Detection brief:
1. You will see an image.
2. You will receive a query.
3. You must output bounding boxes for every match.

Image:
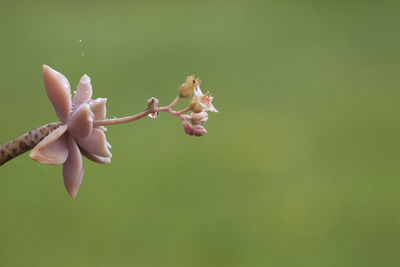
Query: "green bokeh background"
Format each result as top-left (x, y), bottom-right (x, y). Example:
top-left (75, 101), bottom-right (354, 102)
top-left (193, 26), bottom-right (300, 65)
top-left (1, 0), bottom-right (400, 266)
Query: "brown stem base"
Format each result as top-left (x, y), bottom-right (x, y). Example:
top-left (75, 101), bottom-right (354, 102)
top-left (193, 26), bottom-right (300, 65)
top-left (0, 122), bottom-right (62, 166)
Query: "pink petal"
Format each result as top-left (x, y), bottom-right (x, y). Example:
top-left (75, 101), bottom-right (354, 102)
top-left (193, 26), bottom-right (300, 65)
top-left (73, 74), bottom-right (92, 106)
top-left (43, 65), bottom-right (72, 123)
top-left (67, 103), bottom-right (94, 139)
top-left (207, 98), bottom-right (218, 113)
top-left (79, 146), bottom-right (111, 164)
top-left (76, 128), bottom-right (112, 158)
top-left (89, 98), bottom-right (107, 120)
top-left (98, 126), bottom-right (107, 132)
top-left (29, 125), bottom-right (68, 164)
top-left (63, 135), bottom-right (83, 198)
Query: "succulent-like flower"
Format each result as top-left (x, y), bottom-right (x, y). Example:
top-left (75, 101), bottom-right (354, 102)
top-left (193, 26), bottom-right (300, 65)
top-left (29, 65), bottom-right (111, 198)
top-left (0, 67), bottom-right (218, 198)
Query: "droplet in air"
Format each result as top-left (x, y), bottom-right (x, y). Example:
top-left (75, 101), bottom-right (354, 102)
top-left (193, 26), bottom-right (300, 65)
top-left (79, 39), bottom-right (83, 43)
top-left (81, 52), bottom-right (85, 56)
top-left (148, 112), bottom-right (160, 119)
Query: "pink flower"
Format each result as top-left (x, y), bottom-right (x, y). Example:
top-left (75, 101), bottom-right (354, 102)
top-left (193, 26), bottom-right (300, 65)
top-left (29, 65), bottom-right (111, 198)
top-left (193, 84), bottom-right (218, 113)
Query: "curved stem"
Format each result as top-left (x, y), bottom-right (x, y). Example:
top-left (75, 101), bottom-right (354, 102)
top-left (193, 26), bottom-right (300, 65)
top-left (94, 96), bottom-right (191, 127)
top-left (93, 109), bottom-right (151, 127)
top-left (155, 106), bottom-right (191, 115)
top-left (168, 96), bottom-right (180, 108)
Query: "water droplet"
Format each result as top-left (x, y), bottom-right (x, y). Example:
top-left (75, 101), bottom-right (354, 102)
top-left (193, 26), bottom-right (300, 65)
top-left (79, 39), bottom-right (83, 43)
top-left (81, 52), bottom-right (85, 56)
top-left (147, 112), bottom-right (160, 119)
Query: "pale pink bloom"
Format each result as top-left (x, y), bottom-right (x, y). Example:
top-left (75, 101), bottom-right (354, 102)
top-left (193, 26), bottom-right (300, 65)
top-left (193, 85), bottom-right (218, 113)
top-left (29, 65), bottom-right (111, 198)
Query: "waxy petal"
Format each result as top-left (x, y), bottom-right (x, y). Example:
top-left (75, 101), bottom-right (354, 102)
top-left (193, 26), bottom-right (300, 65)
top-left (67, 103), bottom-right (94, 139)
top-left (63, 135), bottom-right (83, 198)
top-left (43, 65), bottom-right (72, 123)
top-left (89, 98), bottom-right (107, 120)
top-left (79, 146), bottom-right (111, 164)
top-left (76, 128), bottom-right (112, 158)
top-left (29, 125), bottom-right (68, 164)
top-left (98, 126), bottom-right (107, 132)
top-left (73, 74), bottom-right (92, 106)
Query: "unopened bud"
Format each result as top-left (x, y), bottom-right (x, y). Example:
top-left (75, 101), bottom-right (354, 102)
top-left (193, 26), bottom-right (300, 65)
top-left (146, 97), bottom-right (160, 119)
top-left (178, 75), bottom-right (200, 98)
top-left (192, 125), bottom-right (208, 137)
top-left (182, 121), bottom-right (193, 136)
top-left (189, 97), bottom-right (203, 113)
top-left (190, 111), bottom-right (208, 125)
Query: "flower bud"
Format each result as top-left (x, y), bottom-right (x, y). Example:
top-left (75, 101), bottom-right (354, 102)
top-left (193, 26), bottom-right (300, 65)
top-left (189, 97), bottom-right (203, 113)
top-left (178, 75), bottom-right (200, 98)
top-left (192, 125), bottom-right (208, 137)
top-left (190, 111), bottom-right (208, 125)
top-left (182, 121), bottom-right (193, 136)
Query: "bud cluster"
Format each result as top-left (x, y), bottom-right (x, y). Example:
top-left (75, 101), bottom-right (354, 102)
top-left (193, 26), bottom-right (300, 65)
top-left (182, 121), bottom-right (208, 137)
top-left (177, 75), bottom-right (218, 137)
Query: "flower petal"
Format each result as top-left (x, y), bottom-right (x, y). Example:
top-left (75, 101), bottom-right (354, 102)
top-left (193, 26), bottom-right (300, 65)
top-left (193, 85), bottom-right (218, 113)
top-left (63, 135), bottom-right (83, 198)
top-left (89, 98), bottom-right (107, 120)
top-left (43, 65), bottom-right (72, 123)
top-left (67, 103), bottom-right (94, 139)
top-left (29, 125), bottom-right (68, 164)
top-left (206, 101), bottom-right (218, 113)
top-left (76, 128), bottom-right (112, 158)
top-left (73, 74), bottom-right (92, 106)
top-left (98, 126), bottom-right (107, 132)
top-left (79, 146), bottom-right (111, 164)
top-left (194, 85), bottom-right (204, 98)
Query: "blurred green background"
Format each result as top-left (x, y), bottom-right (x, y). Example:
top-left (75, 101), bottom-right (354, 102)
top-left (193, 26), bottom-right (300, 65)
top-left (1, 0), bottom-right (400, 266)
